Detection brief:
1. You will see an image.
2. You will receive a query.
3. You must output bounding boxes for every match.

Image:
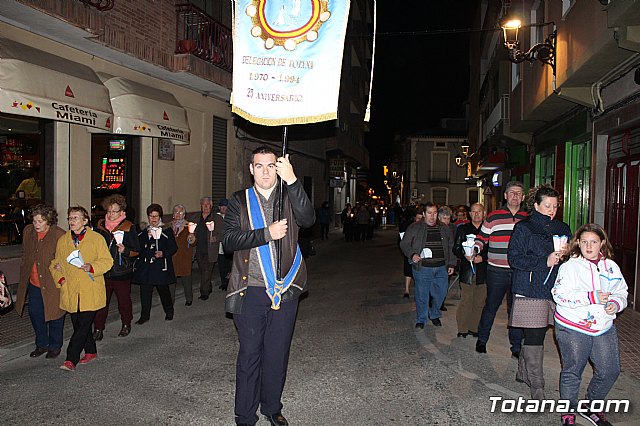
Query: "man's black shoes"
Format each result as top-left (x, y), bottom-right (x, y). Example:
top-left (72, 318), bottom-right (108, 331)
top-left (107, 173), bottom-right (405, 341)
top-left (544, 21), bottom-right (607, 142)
top-left (475, 341), bottom-right (487, 353)
top-left (265, 413), bottom-right (289, 426)
top-left (198, 294), bottom-right (209, 301)
top-left (415, 323), bottom-right (425, 330)
top-left (431, 318), bottom-right (442, 327)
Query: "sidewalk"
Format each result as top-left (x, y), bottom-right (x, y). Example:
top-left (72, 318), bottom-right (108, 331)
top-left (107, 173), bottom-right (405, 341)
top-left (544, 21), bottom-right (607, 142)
top-left (0, 268), bottom-right (208, 353)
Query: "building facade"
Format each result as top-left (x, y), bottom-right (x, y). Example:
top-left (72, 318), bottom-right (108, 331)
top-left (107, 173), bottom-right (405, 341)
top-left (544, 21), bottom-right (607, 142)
top-left (469, 0), bottom-right (640, 310)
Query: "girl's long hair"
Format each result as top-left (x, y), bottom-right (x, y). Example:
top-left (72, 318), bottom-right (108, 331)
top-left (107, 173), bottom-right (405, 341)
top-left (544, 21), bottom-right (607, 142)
top-left (567, 223), bottom-right (614, 260)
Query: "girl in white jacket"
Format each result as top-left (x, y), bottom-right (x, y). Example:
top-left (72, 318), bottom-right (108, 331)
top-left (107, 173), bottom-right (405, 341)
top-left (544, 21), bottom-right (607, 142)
top-left (552, 223), bottom-right (628, 426)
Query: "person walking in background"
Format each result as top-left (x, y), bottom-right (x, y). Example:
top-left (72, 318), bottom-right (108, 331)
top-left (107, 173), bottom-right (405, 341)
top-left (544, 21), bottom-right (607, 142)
top-left (400, 202), bottom-right (456, 329)
top-left (454, 205), bottom-right (470, 227)
top-left (474, 181), bottom-right (528, 357)
top-left (190, 197), bottom-right (223, 300)
top-left (15, 204), bottom-right (66, 359)
top-left (318, 201), bottom-right (331, 240)
top-left (453, 203), bottom-right (487, 338)
top-left (93, 195), bottom-right (139, 341)
top-left (437, 205), bottom-right (456, 237)
top-left (132, 204), bottom-right (177, 324)
top-left (169, 204), bottom-right (196, 306)
top-left (553, 223), bottom-right (628, 426)
top-left (341, 203), bottom-right (354, 242)
top-left (216, 198), bottom-right (232, 291)
top-left (399, 207), bottom-right (422, 298)
top-left (50, 206), bottom-right (113, 371)
top-left (356, 203), bottom-right (370, 242)
top-left (223, 146), bottom-right (315, 426)
top-left (437, 205), bottom-right (456, 311)
top-left (508, 184), bottom-right (571, 399)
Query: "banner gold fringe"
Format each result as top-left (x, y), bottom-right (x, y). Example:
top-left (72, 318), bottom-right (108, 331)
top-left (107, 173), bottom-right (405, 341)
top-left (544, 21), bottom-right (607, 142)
top-left (232, 106), bottom-right (337, 126)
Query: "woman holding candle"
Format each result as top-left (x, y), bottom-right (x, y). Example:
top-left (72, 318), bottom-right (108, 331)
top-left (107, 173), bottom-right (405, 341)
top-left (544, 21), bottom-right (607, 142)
top-left (507, 184), bottom-right (571, 399)
top-left (168, 204), bottom-right (196, 306)
top-left (93, 194), bottom-right (140, 340)
top-left (132, 203), bottom-right (177, 323)
top-left (49, 206), bottom-right (113, 371)
top-left (552, 223), bottom-right (628, 426)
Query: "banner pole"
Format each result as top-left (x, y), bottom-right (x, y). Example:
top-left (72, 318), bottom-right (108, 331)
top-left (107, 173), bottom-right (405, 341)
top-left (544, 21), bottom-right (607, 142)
top-left (276, 125), bottom-right (288, 280)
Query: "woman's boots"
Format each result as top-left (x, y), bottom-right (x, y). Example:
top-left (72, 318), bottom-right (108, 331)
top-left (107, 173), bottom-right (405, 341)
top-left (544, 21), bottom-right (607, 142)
top-left (515, 346), bottom-right (530, 386)
top-left (522, 345), bottom-right (545, 399)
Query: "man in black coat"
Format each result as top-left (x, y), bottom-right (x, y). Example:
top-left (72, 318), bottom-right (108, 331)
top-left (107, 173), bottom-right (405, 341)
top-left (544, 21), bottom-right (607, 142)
top-left (452, 203), bottom-right (488, 338)
top-left (222, 146), bottom-right (315, 426)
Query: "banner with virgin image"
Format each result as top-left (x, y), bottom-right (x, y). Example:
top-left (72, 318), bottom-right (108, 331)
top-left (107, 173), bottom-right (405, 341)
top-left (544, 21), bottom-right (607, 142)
top-left (231, 0), bottom-right (350, 126)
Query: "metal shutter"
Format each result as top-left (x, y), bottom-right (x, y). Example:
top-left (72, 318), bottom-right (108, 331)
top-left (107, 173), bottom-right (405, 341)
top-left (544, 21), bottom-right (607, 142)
top-left (212, 116), bottom-right (227, 200)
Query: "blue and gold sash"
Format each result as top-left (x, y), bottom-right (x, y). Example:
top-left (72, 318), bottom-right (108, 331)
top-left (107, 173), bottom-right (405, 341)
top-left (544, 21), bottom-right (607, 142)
top-left (246, 187), bottom-right (302, 310)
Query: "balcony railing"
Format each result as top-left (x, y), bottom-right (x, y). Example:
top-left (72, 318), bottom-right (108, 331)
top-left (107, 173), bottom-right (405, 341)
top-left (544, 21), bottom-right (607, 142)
top-left (430, 171), bottom-right (450, 183)
top-left (79, 0), bottom-right (114, 11)
top-left (176, 3), bottom-right (233, 72)
top-left (483, 94), bottom-right (509, 140)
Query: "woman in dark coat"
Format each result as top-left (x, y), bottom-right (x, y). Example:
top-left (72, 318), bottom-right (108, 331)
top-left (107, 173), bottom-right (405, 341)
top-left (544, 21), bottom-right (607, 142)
top-left (508, 184), bottom-right (572, 400)
top-left (93, 194), bottom-right (140, 340)
top-left (132, 204), bottom-right (177, 323)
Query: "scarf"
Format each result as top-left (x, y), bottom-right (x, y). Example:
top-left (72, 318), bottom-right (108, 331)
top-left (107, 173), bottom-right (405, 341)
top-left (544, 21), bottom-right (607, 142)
top-left (71, 227), bottom-right (87, 247)
top-left (105, 212), bottom-right (127, 232)
top-left (172, 219), bottom-right (185, 236)
top-left (246, 187), bottom-right (302, 310)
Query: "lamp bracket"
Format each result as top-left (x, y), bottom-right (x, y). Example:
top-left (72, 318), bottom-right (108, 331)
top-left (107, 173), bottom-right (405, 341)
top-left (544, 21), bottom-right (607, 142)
top-left (507, 30), bottom-right (556, 75)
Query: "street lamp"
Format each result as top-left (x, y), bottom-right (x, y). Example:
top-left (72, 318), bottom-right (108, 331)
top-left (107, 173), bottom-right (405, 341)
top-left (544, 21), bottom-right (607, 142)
top-left (455, 141), bottom-right (474, 168)
top-left (501, 18), bottom-right (557, 75)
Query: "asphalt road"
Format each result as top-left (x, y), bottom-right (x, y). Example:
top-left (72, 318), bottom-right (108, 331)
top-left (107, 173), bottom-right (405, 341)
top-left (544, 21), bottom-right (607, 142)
top-left (1, 228), bottom-right (639, 425)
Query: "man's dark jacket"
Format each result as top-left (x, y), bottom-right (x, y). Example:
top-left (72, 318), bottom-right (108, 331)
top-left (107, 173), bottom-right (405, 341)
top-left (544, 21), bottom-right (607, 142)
top-left (222, 180), bottom-right (315, 314)
top-left (453, 221), bottom-right (488, 284)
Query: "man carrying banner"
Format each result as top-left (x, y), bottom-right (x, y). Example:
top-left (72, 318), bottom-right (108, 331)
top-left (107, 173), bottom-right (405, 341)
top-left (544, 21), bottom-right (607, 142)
top-left (223, 146), bottom-right (315, 426)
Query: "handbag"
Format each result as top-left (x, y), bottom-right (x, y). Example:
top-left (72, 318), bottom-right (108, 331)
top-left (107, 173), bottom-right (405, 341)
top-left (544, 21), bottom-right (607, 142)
top-left (0, 271), bottom-right (15, 316)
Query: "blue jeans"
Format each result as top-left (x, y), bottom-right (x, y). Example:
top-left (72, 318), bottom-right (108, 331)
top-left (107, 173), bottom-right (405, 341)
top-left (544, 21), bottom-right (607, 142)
top-left (477, 267), bottom-right (523, 352)
top-left (557, 324), bottom-right (621, 408)
top-left (27, 284), bottom-right (65, 350)
top-left (412, 265), bottom-right (448, 324)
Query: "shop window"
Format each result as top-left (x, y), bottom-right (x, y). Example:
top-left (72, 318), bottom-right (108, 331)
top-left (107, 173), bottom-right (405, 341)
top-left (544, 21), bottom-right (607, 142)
top-left (535, 152), bottom-right (555, 186)
top-left (0, 113), bottom-right (46, 245)
top-left (467, 188), bottom-right (479, 205)
top-left (90, 134), bottom-right (138, 225)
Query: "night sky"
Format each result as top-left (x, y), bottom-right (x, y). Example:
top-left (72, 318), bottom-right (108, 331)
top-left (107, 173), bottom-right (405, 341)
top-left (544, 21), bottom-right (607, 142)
top-left (365, 1), bottom-right (478, 191)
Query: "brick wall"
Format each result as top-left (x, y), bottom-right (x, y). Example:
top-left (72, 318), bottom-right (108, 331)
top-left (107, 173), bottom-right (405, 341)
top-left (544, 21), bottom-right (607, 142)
top-left (17, 0), bottom-right (230, 86)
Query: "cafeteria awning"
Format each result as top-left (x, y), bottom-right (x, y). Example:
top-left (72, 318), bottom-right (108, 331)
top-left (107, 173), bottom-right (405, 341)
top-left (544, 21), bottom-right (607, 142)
top-left (97, 73), bottom-right (190, 145)
top-left (0, 37), bottom-right (113, 131)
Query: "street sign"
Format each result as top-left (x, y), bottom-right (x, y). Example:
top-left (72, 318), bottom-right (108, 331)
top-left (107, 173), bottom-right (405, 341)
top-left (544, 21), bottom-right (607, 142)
top-left (329, 159), bottom-right (345, 177)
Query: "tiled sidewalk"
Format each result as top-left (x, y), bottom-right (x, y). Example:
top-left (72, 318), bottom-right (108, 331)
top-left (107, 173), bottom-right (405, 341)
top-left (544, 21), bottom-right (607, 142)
top-left (615, 308), bottom-right (640, 379)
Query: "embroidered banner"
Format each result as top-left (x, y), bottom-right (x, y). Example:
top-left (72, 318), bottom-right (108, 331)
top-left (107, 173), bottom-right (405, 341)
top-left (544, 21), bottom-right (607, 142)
top-left (231, 0), bottom-right (350, 126)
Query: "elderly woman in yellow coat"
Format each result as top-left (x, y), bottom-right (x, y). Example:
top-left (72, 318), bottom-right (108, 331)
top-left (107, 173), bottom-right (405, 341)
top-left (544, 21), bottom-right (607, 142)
top-left (50, 206), bottom-right (113, 371)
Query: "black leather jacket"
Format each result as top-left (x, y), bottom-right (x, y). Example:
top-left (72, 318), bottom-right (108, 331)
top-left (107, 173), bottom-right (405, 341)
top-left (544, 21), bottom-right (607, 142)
top-left (222, 180), bottom-right (315, 314)
top-left (453, 221), bottom-right (488, 284)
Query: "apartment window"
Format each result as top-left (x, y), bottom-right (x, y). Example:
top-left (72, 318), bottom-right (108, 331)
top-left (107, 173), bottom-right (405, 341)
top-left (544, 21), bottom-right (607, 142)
top-left (511, 63), bottom-right (520, 90)
top-left (562, 0), bottom-right (576, 17)
top-left (431, 151), bottom-right (450, 182)
top-left (432, 187), bottom-right (448, 205)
